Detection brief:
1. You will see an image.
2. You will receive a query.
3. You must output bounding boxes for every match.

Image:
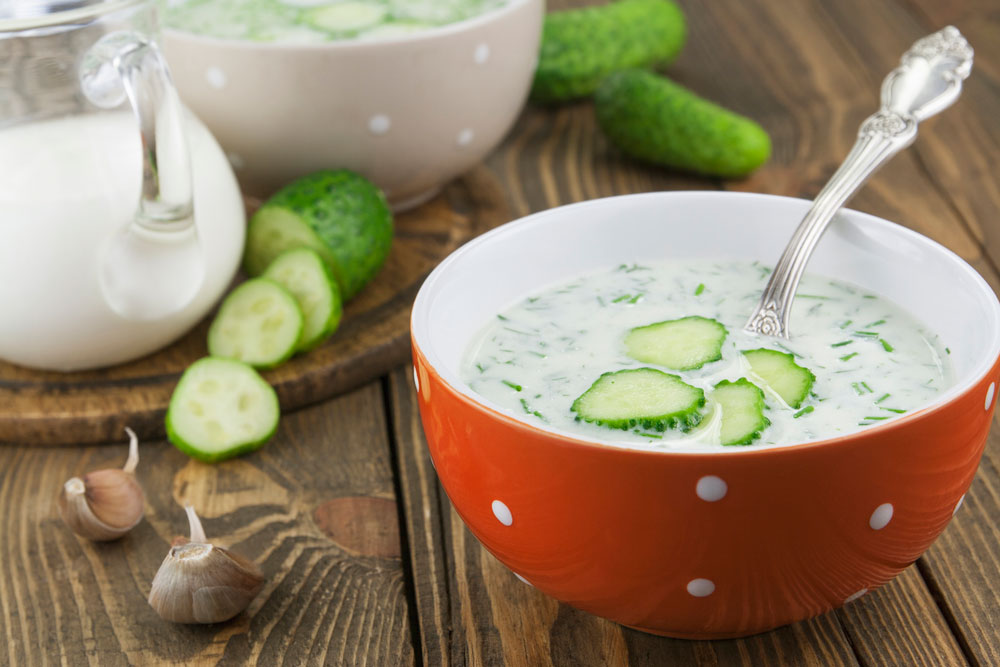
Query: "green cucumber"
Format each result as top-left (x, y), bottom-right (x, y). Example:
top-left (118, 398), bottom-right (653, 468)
top-left (166, 357), bottom-right (280, 463)
top-left (244, 169), bottom-right (393, 300)
top-left (742, 348), bottom-right (816, 409)
top-left (571, 367), bottom-right (704, 432)
top-left (263, 248), bottom-right (343, 352)
top-left (625, 316), bottom-right (727, 370)
top-left (595, 69), bottom-right (771, 178)
top-left (207, 278), bottom-right (303, 369)
top-left (307, 2), bottom-right (387, 33)
top-left (710, 378), bottom-right (770, 446)
top-left (531, 0), bottom-right (686, 104)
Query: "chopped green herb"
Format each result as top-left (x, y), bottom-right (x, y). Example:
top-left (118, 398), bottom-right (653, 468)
top-left (519, 398), bottom-right (531, 413)
top-left (865, 319), bottom-right (887, 327)
top-left (851, 382), bottom-right (870, 395)
top-left (875, 393), bottom-right (891, 404)
top-left (880, 407), bottom-right (906, 414)
top-left (636, 432), bottom-right (663, 439)
top-left (496, 314), bottom-right (508, 321)
top-left (839, 319), bottom-right (853, 329)
top-left (475, 362), bottom-right (486, 373)
top-left (628, 293), bottom-right (644, 304)
top-left (528, 351), bottom-right (547, 358)
top-left (880, 339), bottom-right (894, 352)
top-left (532, 411), bottom-right (547, 421)
top-left (840, 352), bottom-right (858, 361)
top-left (863, 415), bottom-right (889, 420)
top-left (774, 342), bottom-right (799, 357)
top-left (612, 294), bottom-right (632, 303)
top-left (945, 347), bottom-right (951, 355)
top-left (831, 340), bottom-right (853, 348)
top-left (694, 283), bottom-right (705, 296)
top-left (796, 294), bottom-right (832, 300)
top-left (853, 331), bottom-right (879, 338)
top-left (861, 382), bottom-right (872, 393)
top-left (502, 380), bottom-right (522, 392)
top-left (503, 327), bottom-right (536, 336)
top-left (863, 295), bottom-right (877, 299)
top-left (793, 406), bottom-right (814, 418)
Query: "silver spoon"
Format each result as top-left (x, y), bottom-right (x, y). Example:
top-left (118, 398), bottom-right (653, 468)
top-left (744, 26), bottom-right (973, 339)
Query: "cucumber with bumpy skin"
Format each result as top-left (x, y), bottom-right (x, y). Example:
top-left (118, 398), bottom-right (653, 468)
top-left (531, 0), bottom-right (686, 104)
top-left (711, 378), bottom-right (770, 446)
top-left (742, 348), bottom-right (816, 409)
top-left (166, 357), bottom-right (280, 463)
top-left (595, 69), bottom-right (771, 178)
top-left (263, 248), bottom-right (343, 352)
top-left (571, 367), bottom-right (704, 431)
top-left (244, 169), bottom-right (393, 300)
top-left (625, 316), bottom-right (727, 370)
top-left (208, 278), bottom-right (303, 369)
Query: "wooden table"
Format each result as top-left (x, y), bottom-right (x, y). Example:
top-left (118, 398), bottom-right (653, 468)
top-left (3, 0), bottom-right (999, 664)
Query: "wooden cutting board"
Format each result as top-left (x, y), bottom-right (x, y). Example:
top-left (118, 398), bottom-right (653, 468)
top-left (0, 167), bottom-right (508, 445)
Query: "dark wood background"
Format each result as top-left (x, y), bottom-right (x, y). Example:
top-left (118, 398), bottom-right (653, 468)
top-left (2, 0), bottom-right (999, 664)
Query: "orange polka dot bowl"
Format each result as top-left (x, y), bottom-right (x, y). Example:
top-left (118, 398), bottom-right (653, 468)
top-left (162, 0), bottom-right (543, 211)
top-left (409, 192), bottom-right (1000, 639)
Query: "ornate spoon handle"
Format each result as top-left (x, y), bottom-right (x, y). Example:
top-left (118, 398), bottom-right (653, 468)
top-left (745, 26), bottom-right (973, 338)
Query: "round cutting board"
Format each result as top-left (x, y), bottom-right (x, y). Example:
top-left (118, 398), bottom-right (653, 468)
top-left (0, 167), bottom-right (508, 445)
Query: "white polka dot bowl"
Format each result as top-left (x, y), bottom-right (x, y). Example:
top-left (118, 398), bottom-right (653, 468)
top-left (410, 191), bottom-right (1000, 638)
top-left (161, 0), bottom-right (543, 211)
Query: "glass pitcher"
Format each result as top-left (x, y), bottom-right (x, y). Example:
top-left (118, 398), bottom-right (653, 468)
top-left (0, 0), bottom-right (245, 371)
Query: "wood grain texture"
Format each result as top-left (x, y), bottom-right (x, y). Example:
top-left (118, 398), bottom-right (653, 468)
top-left (0, 167), bottom-right (506, 446)
top-left (0, 382), bottom-right (414, 665)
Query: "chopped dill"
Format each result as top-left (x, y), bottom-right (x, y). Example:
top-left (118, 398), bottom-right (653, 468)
top-left (501, 380), bottom-right (522, 391)
top-left (879, 339), bottom-right (894, 352)
top-left (840, 352), bottom-right (859, 361)
top-left (695, 283), bottom-right (705, 296)
top-left (793, 406), bottom-right (814, 418)
top-left (831, 341), bottom-right (853, 348)
top-left (874, 393), bottom-right (891, 404)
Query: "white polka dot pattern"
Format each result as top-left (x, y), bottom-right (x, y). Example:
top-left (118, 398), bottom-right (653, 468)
top-left (869, 503), bottom-right (893, 530)
top-left (492, 499), bottom-right (512, 526)
top-left (695, 475), bottom-right (727, 502)
top-left (686, 579), bottom-right (715, 597)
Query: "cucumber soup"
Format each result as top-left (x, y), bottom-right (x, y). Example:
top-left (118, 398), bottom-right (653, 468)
top-left (462, 260), bottom-right (951, 450)
top-left (164, 0), bottom-right (512, 43)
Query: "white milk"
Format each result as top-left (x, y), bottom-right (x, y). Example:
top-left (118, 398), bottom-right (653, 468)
top-left (0, 110), bottom-right (244, 370)
top-left (463, 260), bottom-right (952, 451)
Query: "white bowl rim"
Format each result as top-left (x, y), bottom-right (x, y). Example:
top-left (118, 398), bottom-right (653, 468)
top-left (162, 0), bottom-right (537, 50)
top-left (411, 190), bottom-right (1000, 457)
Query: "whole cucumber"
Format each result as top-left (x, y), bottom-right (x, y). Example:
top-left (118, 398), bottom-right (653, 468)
top-left (595, 69), bottom-right (771, 178)
top-left (531, 0), bottom-right (686, 104)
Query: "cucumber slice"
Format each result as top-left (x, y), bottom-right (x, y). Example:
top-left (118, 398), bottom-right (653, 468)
top-left (244, 170), bottom-right (393, 300)
top-left (625, 316), bottom-right (728, 370)
top-left (710, 378), bottom-right (770, 446)
top-left (207, 278), bottom-right (303, 369)
top-left (263, 248), bottom-right (343, 352)
top-left (571, 368), bottom-right (705, 432)
top-left (307, 2), bottom-right (387, 33)
top-left (742, 348), bottom-right (816, 409)
top-left (166, 357), bottom-right (280, 463)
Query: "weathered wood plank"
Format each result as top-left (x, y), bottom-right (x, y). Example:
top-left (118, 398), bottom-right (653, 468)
top-left (0, 383), bottom-right (415, 665)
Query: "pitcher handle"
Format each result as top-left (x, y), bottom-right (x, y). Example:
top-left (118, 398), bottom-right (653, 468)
top-left (81, 31), bottom-right (204, 320)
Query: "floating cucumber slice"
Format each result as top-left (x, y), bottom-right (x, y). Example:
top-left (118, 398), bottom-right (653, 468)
top-left (571, 367), bottom-right (705, 432)
top-left (207, 278), bottom-right (304, 369)
top-left (625, 315), bottom-right (728, 370)
top-left (742, 348), bottom-right (816, 409)
top-left (307, 2), bottom-right (387, 32)
top-left (166, 357), bottom-right (280, 463)
top-left (711, 378), bottom-right (770, 446)
top-left (263, 247), bottom-right (343, 352)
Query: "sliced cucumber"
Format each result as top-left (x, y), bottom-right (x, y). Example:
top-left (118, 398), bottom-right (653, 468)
top-left (244, 170), bottom-right (393, 300)
top-left (307, 2), bottom-right (387, 33)
top-left (742, 348), bottom-right (816, 409)
top-left (571, 367), bottom-right (705, 432)
top-left (263, 248), bottom-right (343, 352)
top-left (625, 316), bottom-right (728, 370)
top-left (166, 357), bottom-right (280, 463)
top-left (710, 378), bottom-right (770, 446)
top-left (207, 278), bottom-right (303, 369)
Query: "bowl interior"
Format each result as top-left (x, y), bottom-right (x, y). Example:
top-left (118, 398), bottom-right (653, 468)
top-left (412, 192), bottom-right (1000, 443)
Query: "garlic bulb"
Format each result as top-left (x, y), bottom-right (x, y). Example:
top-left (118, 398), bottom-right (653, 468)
top-left (58, 427), bottom-right (144, 541)
top-left (148, 505), bottom-right (265, 624)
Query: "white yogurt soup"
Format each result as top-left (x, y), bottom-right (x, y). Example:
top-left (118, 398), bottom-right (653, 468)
top-left (462, 260), bottom-right (952, 450)
top-left (164, 0), bottom-right (513, 43)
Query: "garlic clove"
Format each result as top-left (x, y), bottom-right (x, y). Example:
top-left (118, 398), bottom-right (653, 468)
top-left (148, 505), bottom-right (265, 624)
top-left (58, 427), bottom-right (145, 541)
